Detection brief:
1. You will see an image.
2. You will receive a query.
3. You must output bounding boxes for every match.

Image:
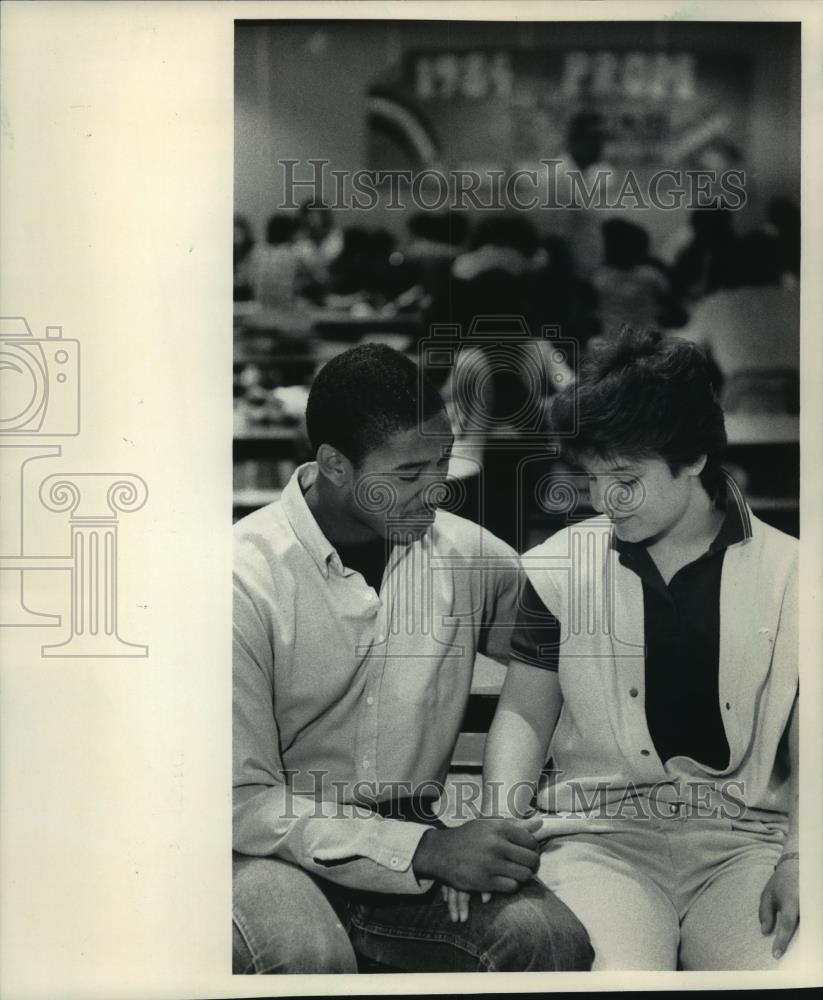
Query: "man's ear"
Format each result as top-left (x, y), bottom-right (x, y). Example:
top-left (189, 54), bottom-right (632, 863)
top-left (316, 443), bottom-right (351, 488)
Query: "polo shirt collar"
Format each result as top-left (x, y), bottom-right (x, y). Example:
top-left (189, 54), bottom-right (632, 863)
top-left (717, 469), bottom-right (753, 545)
top-left (280, 462), bottom-right (338, 577)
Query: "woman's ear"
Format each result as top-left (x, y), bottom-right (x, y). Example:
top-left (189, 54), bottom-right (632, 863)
top-left (685, 454), bottom-right (708, 478)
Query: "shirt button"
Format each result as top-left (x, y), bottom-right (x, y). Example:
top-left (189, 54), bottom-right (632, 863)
top-left (725, 702), bottom-right (731, 710)
top-left (390, 855), bottom-right (400, 868)
top-left (366, 696), bottom-right (374, 706)
top-left (629, 688), bottom-right (638, 698)
top-left (640, 749), bottom-right (651, 756)
top-left (362, 759), bottom-right (370, 769)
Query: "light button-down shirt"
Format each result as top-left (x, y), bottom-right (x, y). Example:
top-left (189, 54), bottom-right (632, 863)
top-left (233, 463), bottom-right (520, 892)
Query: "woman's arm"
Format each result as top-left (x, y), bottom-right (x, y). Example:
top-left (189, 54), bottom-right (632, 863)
top-left (481, 661), bottom-right (563, 819)
top-left (758, 693), bottom-right (799, 959)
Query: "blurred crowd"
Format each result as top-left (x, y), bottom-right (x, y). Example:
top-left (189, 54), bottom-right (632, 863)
top-left (234, 194), bottom-right (800, 404)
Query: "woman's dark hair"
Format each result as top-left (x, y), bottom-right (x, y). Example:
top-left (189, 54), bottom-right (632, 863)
top-left (550, 328), bottom-right (728, 500)
top-left (306, 344), bottom-right (445, 467)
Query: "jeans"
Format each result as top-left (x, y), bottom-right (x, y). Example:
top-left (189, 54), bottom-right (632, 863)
top-left (233, 850), bottom-right (594, 974)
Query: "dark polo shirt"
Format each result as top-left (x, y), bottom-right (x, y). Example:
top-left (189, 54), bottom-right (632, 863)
top-left (511, 479), bottom-right (750, 770)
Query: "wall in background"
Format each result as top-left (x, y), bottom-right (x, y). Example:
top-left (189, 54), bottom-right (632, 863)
top-left (235, 20), bottom-right (800, 258)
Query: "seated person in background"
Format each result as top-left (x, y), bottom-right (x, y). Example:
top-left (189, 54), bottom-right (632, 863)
top-left (326, 227), bottom-right (406, 305)
top-left (405, 210), bottom-right (469, 266)
top-left (233, 213), bottom-right (256, 302)
top-left (765, 196), bottom-right (800, 287)
top-left (591, 220), bottom-right (674, 336)
top-left (402, 210), bottom-right (470, 310)
top-left (671, 208), bottom-right (736, 303)
top-left (479, 329), bottom-right (799, 970)
top-left (233, 344), bottom-right (593, 974)
top-left (537, 111), bottom-right (616, 279)
top-left (250, 213), bottom-right (315, 310)
top-left (294, 199), bottom-right (344, 289)
top-left (452, 213), bottom-right (545, 286)
top-left (678, 232), bottom-right (799, 409)
top-left (532, 234), bottom-right (601, 352)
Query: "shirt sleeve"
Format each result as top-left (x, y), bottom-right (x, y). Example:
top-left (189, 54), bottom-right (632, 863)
top-left (232, 571), bottom-right (433, 894)
top-left (477, 541), bottom-right (521, 664)
top-left (510, 577), bottom-right (561, 671)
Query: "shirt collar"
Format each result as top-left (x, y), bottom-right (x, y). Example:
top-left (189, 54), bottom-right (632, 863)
top-left (716, 469), bottom-right (753, 546)
top-left (280, 462), bottom-right (339, 578)
top-left (281, 462), bottom-right (434, 580)
top-left (612, 468), bottom-right (752, 561)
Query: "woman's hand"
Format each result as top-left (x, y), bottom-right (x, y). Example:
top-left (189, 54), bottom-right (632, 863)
top-left (440, 885), bottom-right (492, 923)
top-left (759, 857), bottom-right (799, 960)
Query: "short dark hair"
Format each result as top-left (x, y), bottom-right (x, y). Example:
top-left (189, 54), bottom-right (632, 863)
top-left (305, 345), bottom-right (446, 467)
top-left (550, 328), bottom-right (727, 500)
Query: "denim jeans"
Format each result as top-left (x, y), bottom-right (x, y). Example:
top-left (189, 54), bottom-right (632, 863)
top-left (233, 848), bottom-right (593, 974)
top-left (233, 800), bottom-right (593, 974)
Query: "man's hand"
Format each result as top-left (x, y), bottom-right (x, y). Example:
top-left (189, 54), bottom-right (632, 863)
top-left (759, 858), bottom-right (799, 960)
top-left (412, 816), bottom-right (542, 893)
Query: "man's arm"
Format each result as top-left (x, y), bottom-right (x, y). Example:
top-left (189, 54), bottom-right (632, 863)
top-left (233, 575), bottom-right (431, 894)
top-left (234, 572), bottom-right (543, 895)
top-left (442, 659), bottom-right (560, 924)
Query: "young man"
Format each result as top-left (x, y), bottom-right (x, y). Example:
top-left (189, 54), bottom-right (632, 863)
top-left (232, 344), bottom-right (593, 974)
top-left (481, 329), bottom-right (799, 970)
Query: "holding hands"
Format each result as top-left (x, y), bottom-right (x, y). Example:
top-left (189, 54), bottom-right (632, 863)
top-left (412, 815), bottom-right (543, 924)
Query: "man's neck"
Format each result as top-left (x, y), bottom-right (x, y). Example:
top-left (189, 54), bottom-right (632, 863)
top-left (303, 475), bottom-right (379, 549)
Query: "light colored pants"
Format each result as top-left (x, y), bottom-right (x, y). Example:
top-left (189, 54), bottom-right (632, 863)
top-left (537, 816), bottom-right (796, 970)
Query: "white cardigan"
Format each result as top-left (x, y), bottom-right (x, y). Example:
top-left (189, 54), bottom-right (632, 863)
top-left (522, 502), bottom-right (798, 837)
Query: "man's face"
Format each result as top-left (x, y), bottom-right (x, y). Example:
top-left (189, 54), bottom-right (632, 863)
top-left (580, 453), bottom-right (699, 545)
top-left (349, 411), bottom-right (454, 541)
